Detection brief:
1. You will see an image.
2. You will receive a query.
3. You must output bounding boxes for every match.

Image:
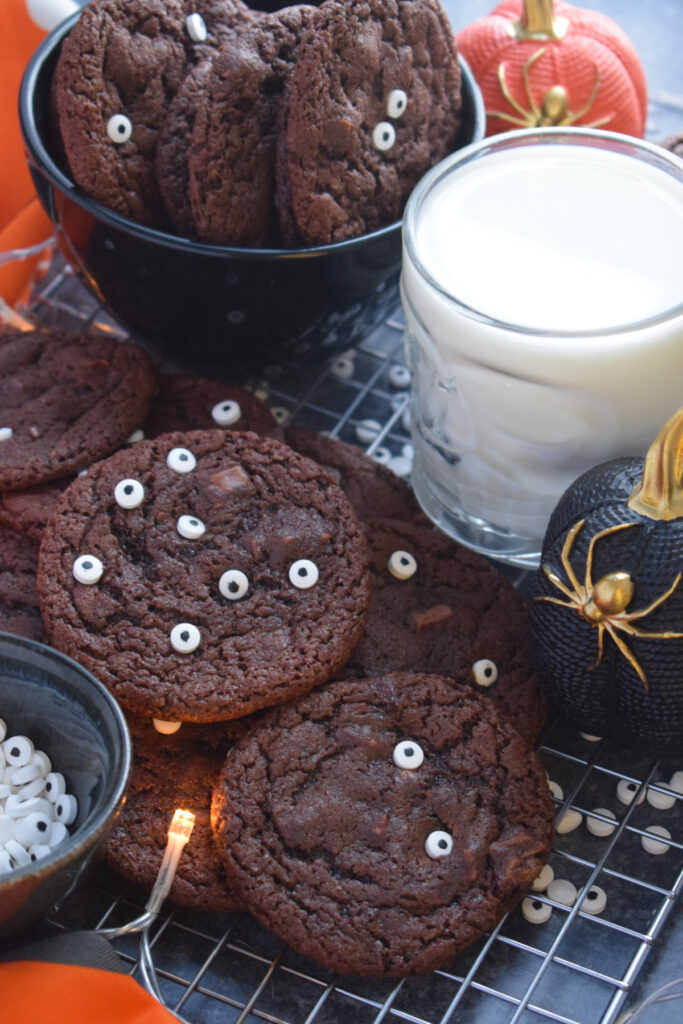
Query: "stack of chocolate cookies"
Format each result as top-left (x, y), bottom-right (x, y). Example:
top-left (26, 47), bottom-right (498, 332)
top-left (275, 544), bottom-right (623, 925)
top-left (1, 323), bottom-right (554, 976)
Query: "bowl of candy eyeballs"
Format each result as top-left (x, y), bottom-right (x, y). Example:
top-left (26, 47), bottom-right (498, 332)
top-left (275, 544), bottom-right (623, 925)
top-left (19, 0), bottom-right (485, 378)
top-left (0, 633), bottom-right (130, 940)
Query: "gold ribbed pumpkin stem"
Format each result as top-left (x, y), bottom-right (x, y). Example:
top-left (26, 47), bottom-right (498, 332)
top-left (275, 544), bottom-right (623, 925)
top-left (628, 407), bottom-right (683, 521)
top-left (511, 0), bottom-right (569, 40)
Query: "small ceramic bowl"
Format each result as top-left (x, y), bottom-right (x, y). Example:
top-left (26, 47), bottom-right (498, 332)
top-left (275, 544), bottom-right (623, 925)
top-left (19, 13), bottom-right (485, 377)
top-left (0, 632), bottom-right (130, 940)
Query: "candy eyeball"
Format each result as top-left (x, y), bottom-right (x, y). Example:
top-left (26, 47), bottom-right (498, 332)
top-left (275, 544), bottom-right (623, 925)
top-left (106, 114), bottom-right (132, 144)
top-left (211, 399), bottom-right (242, 426)
top-left (372, 121), bottom-right (396, 152)
top-left (393, 740), bottom-right (424, 770)
top-left (472, 659), bottom-right (498, 687)
top-left (289, 559), bottom-right (319, 589)
top-left (167, 447), bottom-right (196, 473)
top-left (114, 478), bottom-right (145, 509)
top-left (387, 550), bottom-right (417, 580)
top-left (186, 12), bottom-right (207, 41)
top-left (176, 514), bottom-right (206, 540)
top-left (170, 622), bottom-right (201, 653)
top-left (425, 830), bottom-right (453, 859)
top-left (219, 569), bottom-right (249, 601)
top-left (72, 554), bottom-right (104, 585)
top-left (387, 89), bottom-right (408, 119)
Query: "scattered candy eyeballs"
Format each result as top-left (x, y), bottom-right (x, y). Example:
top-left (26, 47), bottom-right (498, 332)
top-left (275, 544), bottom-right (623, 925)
top-left (472, 659), bottom-right (498, 687)
top-left (425, 830), bottom-right (453, 859)
top-left (167, 447), bottom-right (196, 473)
top-left (176, 514), bottom-right (206, 540)
top-left (170, 622), bottom-right (201, 653)
top-left (387, 550), bottom-right (417, 580)
top-left (107, 113), bottom-right (132, 144)
top-left (372, 121), bottom-right (396, 152)
top-left (289, 559), bottom-right (319, 589)
top-left (219, 569), bottom-right (249, 601)
top-left (211, 399), bottom-right (242, 426)
top-left (522, 896), bottom-right (552, 924)
top-left (114, 478), bottom-right (145, 509)
top-left (386, 89), bottom-right (408, 119)
top-left (580, 884), bottom-right (607, 915)
top-left (72, 554), bottom-right (104, 585)
top-left (186, 11), bottom-right (207, 41)
top-left (393, 740), bottom-right (424, 770)
top-left (153, 719), bottom-right (182, 735)
top-left (0, 427), bottom-right (13, 441)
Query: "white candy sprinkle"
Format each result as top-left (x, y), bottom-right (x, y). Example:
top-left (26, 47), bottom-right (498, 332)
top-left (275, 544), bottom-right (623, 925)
top-left (425, 830), bottom-right (453, 858)
top-left (114, 478), bottom-right (145, 509)
top-left (641, 825), bottom-right (672, 855)
top-left (126, 428), bottom-right (145, 444)
top-left (153, 720), bottom-right (182, 735)
top-left (48, 821), bottom-right (69, 849)
top-left (580, 732), bottom-right (602, 742)
top-left (30, 751), bottom-right (51, 776)
top-left (586, 808), bottom-right (617, 837)
top-left (669, 770), bottom-right (683, 795)
top-left (170, 623), bottom-right (201, 653)
top-left (370, 446), bottom-right (391, 466)
top-left (355, 419), bottom-right (381, 444)
top-left (212, 399), bottom-right (242, 426)
top-left (647, 784), bottom-right (676, 811)
top-left (289, 559), bottom-right (319, 589)
top-left (401, 408), bottom-right (411, 433)
top-left (167, 447), bottom-right (196, 473)
top-left (176, 514), bottom-right (206, 540)
top-left (17, 777), bottom-right (46, 800)
top-left (556, 808), bottom-right (583, 834)
top-left (548, 780), bottom-right (564, 801)
top-left (402, 443), bottom-right (414, 459)
top-left (4, 736), bottom-right (34, 767)
top-left (186, 11), bottom-right (207, 41)
top-left (0, 427), bottom-right (13, 442)
top-left (219, 569), bottom-right (249, 601)
top-left (55, 794), bottom-right (78, 826)
top-left (45, 772), bottom-right (66, 803)
top-left (72, 554), bottom-right (104, 585)
top-left (386, 88), bottom-right (408, 119)
top-left (6, 838), bottom-right (31, 867)
top-left (9, 763), bottom-right (41, 787)
top-left (28, 843), bottom-right (51, 862)
top-left (0, 816), bottom-right (14, 843)
top-left (472, 659), bottom-right (498, 688)
top-left (0, 719), bottom-right (5, 742)
top-left (270, 406), bottom-right (290, 425)
top-left (617, 779), bottom-right (645, 806)
top-left (106, 113), bottom-right (132, 144)
top-left (387, 550), bottom-right (417, 580)
top-left (388, 455), bottom-right (412, 478)
top-left (372, 121), bottom-right (396, 151)
top-left (581, 884), bottom-right (607, 915)
top-left (16, 812), bottom-right (52, 846)
top-left (330, 355), bottom-right (355, 380)
top-left (522, 896), bottom-right (552, 924)
top-left (388, 364), bottom-right (411, 388)
top-left (531, 864), bottom-right (554, 892)
top-left (547, 878), bottom-right (577, 907)
top-left (393, 740), bottom-right (424, 770)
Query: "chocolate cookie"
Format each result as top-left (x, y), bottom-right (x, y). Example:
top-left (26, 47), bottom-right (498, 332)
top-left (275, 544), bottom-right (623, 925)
top-left (37, 431), bottom-right (371, 722)
top-left (277, 0), bottom-right (462, 244)
top-left (0, 328), bottom-right (156, 491)
top-left (212, 671), bottom-right (554, 977)
top-left (0, 477), bottom-right (75, 541)
top-left (285, 430), bottom-right (422, 523)
top-left (102, 716), bottom-right (249, 911)
top-left (0, 524), bottom-right (46, 643)
top-left (144, 373), bottom-right (280, 439)
top-left (189, 6), bottom-right (315, 246)
top-left (343, 519), bottom-right (546, 742)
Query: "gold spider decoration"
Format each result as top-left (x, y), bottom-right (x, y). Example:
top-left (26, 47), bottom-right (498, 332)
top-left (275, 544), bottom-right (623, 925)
top-left (534, 519), bottom-right (683, 691)
top-left (489, 47), bottom-right (611, 128)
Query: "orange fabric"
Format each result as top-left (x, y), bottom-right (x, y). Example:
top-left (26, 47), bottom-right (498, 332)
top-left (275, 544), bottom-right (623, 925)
top-left (0, 0), bottom-right (55, 304)
top-left (0, 960), bottom-right (179, 1023)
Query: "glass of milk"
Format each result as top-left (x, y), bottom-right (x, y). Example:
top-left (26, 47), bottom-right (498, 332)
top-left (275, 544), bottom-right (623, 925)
top-left (401, 127), bottom-right (683, 567)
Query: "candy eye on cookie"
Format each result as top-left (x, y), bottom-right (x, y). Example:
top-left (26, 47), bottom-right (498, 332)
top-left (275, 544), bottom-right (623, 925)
top-left (219, 569), bottom-right (249, 601)
top-left (472, 659), bottom-right (498, 687)
top-left (393, 739), bottom-right (424, 769)
top-left (386, 88), bottom-right (408, 119)
top-left (106, 114), bottom-right (132, 144)
top-left (288, 559), bottom-right (319, 589)
top-left (425, 829), bottom-right (453, 859)
top-left (185, 12), bottom-right (207, 42)
top-left (372, 121), bottom-right (396, 152)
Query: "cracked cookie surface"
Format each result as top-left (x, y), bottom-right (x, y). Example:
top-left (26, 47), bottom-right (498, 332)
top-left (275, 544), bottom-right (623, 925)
top-left (212, 671), bottom-right (554, 976)
top-left (0, 524), bottom-right (46, 642)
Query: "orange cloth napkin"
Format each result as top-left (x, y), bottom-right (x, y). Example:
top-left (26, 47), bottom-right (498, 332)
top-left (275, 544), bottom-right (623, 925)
top-left (0, 0), bottom-right (56, 306)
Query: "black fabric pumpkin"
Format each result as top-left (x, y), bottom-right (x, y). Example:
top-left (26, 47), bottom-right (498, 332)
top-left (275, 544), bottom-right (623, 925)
top-left (529, 410), bottom-right (683, 752)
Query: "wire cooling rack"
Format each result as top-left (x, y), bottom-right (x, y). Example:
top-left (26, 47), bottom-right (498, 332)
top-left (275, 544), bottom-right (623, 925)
top-left (15, 258), bottom-right (683, 1024)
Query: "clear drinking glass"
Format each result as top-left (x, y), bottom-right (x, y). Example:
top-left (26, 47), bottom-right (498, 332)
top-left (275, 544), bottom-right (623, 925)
top-left (401, 127), bottom-right (683, 567)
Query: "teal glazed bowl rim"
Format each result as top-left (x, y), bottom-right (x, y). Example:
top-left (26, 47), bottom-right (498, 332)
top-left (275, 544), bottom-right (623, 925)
top-left (18, 12), bottom-right (485, 375)
top-left (0, 631), bottom-right (131, 938)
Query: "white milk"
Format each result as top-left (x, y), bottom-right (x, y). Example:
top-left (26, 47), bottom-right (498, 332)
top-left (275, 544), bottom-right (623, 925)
top-left (401, 131), bottom-right (683, 564)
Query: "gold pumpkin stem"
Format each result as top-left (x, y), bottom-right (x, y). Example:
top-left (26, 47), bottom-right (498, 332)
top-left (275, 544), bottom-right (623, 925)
top-left (627, 407), bottom-right (683, 521)
top-left (511, 0), bottom-right (569, 40)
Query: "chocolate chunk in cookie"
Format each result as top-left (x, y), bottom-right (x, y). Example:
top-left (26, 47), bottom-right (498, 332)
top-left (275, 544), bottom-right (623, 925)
top-left (37, 431), bottom-right (371, 722)
top-left (212, 671), bottom-right (554, 976)
top-left (0, 328), bottom-right (156, 491)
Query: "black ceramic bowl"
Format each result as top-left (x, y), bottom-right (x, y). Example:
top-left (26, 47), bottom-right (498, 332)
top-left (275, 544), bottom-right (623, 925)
top-left (0, 633), bottom-right (130, 940)
top-left (19, 13), bottom-right (485, 377)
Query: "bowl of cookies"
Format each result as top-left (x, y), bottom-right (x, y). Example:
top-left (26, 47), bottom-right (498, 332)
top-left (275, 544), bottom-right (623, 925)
top-left (19, 0), bottom-right (485, 377)
top-left (0, 632), bottom-right (131, 940)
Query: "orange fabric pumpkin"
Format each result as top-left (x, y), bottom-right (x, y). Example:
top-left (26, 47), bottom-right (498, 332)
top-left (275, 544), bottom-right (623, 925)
top-left (456, 0), bottom-right (647, 138)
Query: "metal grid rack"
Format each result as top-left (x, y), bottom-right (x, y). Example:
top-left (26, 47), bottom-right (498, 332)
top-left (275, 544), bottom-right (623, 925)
top-left (15, 259), bottom-right (683, 1024)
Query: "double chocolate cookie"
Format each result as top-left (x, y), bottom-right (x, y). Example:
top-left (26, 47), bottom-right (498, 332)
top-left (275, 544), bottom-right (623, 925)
top-left (37, 431), bottom-right (371, 722)
top-left (143, 373), bottom-right (281, 438)
top-left (212, 671), bottom-right (554, 976)
top-left (0, 524), bottom-right (46, 643)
